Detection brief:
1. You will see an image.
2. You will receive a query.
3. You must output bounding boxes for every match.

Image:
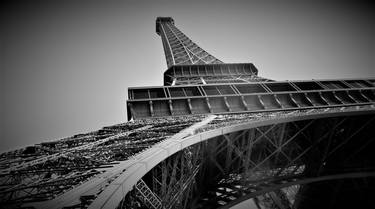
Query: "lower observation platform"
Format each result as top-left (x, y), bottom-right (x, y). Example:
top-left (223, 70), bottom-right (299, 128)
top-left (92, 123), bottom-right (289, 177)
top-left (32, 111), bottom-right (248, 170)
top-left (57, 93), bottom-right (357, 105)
top-left (127, 77), bottom-right (375, 119)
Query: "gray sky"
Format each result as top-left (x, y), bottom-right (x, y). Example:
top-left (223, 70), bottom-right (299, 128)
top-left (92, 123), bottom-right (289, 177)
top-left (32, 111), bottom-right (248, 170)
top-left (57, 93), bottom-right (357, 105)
top-left (1, 0), bottom-right (374, 152)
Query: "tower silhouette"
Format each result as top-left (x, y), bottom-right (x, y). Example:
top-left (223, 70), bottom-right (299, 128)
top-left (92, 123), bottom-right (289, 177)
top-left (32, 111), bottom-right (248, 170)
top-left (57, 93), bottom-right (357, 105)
top-left (1, 17), bottom-right (375, 209)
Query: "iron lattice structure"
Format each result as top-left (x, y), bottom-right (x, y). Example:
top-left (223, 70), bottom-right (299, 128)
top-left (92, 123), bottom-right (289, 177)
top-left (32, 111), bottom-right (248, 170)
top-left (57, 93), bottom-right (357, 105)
top-left (1, 17), bottom-right (375, 209)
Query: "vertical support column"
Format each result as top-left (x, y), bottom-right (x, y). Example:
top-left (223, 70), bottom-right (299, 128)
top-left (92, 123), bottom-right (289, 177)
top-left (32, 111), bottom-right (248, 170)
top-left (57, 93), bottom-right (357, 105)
top-left (168, 100), bottom-right (174, 116)
top-left (187, 99), bottom-right (194, 114)
top-left (206, 98), bottom-right (213, 113)
top-left (223, 97), bottom-right (232, 112)
top-left (257, 95), bottom-right (266, 109)
top-left (288, 94), bottom-right (300, 107)
top-left (149, 101), bottom-right (155, 117)
top-left (240, 96), bottom-right (250, 110)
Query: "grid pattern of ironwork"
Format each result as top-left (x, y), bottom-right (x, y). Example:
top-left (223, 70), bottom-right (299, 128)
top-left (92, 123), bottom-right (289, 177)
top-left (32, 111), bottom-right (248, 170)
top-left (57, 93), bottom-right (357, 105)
top-left (117, 111), bottom-right (375, 209)
top-left (193, 115), bottom-right (375, 208)
top-left (0, 116), bottom-right (206, 208)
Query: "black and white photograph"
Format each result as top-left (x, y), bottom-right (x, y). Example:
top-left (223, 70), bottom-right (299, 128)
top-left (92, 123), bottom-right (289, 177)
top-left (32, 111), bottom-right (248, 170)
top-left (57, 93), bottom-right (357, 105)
top-left (1, 0), bottom-right (374, 208)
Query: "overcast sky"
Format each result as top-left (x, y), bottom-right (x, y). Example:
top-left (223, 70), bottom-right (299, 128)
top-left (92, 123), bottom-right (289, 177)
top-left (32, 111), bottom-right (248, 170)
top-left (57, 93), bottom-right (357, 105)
top-left (1, 0), bottom-right (374, 152)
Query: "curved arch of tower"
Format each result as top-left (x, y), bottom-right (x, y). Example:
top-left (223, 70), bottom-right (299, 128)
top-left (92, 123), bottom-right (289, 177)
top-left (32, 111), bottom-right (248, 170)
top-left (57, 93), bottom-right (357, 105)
top-left (1, 17), bottom-right (374, 209)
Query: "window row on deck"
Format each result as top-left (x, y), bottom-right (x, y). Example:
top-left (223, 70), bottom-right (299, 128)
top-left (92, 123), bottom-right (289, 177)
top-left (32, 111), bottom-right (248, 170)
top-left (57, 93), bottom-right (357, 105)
top-left (129, 79), bottom-right (374, 100)
top-left (165, 63), bottom-right (257, 77)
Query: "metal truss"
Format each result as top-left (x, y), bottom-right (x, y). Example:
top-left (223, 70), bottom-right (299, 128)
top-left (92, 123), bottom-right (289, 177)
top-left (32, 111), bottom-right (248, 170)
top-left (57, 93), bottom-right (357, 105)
top-left (118, 113), bottom-right (375, 209)
top-left (156, 17), bottom-right (222, 68)
top-left (1, 109), bottom-right (374, 208)
top-left (144, 145), bottom-right (203, 209)
top-left (0, 116), bottom-right (207, 208)
top-left (191, 120), bottom-right (314, 209)
top-left (192, 115), bottom-right (375, 208)
top-left (217, 171), bottom-right (375, 209)
top-left (117, 142), bottom-right (205, 209)
top-left (155, 17), bottom-right (271, 85)
top-left (128, 78), bottom-right (375, 119)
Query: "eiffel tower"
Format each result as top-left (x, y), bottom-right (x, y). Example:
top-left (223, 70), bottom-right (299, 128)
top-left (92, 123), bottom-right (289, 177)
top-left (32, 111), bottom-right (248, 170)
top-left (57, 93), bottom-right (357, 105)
top-left (1, 17), bottom-right (375, 209)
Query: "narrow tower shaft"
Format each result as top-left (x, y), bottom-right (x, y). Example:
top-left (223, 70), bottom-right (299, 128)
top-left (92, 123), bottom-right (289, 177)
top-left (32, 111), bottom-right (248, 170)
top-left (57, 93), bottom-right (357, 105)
top-left (156, 17), bottom-right (223, 68)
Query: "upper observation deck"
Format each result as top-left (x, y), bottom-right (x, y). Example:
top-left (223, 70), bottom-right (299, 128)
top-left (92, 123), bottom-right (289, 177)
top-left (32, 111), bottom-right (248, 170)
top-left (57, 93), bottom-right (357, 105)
top-left (163, 63), bottom-right (270, 86)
